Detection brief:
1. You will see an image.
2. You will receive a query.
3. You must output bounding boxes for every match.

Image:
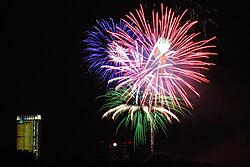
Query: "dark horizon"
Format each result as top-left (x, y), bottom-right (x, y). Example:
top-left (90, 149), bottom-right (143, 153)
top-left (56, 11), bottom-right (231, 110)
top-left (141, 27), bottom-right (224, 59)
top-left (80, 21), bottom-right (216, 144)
top-left (3, 0), bottom-right (250, 167)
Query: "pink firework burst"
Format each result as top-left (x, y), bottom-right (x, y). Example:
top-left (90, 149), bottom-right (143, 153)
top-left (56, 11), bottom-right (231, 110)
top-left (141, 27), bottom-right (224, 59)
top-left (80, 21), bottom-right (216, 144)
top-left (102, 3), bottom-right (217, 111)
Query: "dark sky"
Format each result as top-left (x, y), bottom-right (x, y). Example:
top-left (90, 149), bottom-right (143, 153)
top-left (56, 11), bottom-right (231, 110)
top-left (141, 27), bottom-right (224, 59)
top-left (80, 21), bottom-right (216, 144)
top-left (3, 0), bottom-right (250, 166)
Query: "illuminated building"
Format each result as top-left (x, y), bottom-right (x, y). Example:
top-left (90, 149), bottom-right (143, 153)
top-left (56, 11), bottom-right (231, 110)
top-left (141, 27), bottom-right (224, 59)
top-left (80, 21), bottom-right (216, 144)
top-left (16, 114), bottom-right (41, 160)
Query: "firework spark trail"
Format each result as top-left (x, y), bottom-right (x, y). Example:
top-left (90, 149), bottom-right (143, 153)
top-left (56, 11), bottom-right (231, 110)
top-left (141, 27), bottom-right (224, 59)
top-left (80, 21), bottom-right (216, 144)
top-left (102, 4), bottom-right (217, 109)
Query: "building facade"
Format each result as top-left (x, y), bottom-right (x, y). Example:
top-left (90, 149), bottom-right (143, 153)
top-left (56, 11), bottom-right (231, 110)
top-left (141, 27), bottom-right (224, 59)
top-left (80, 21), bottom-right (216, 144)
top-left (16, 114), bottom-right (41, 160)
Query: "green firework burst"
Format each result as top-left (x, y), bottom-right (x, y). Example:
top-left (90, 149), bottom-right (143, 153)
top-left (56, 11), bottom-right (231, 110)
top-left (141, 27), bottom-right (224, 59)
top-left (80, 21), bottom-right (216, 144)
top-left (97, 87), bottom-right (190, 150)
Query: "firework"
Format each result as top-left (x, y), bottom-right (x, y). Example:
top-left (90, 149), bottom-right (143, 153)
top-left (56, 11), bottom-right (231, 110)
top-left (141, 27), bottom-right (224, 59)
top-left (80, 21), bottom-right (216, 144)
top-left (102, 3), bottom-right (217, 110)
top-left (98, 87), bottom-right (188, 150)
top-left (82, 18), bottom-right (136, 87)
top-left (83, 2), bottom-right (217, 153)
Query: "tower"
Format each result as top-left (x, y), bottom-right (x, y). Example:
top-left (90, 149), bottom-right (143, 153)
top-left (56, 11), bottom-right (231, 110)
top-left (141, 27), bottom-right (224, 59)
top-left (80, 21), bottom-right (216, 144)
top-left (16, 114), bottom-right (41, 160)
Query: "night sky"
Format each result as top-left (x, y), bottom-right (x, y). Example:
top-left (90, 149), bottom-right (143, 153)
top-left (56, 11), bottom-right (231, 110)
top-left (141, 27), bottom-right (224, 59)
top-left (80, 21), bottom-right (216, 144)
top-left (3, 0), bottom-right (250, 166)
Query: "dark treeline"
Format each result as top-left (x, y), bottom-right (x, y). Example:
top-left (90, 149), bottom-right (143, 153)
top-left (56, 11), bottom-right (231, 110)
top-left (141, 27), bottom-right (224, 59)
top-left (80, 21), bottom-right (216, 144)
top-left (1, 150), bottom-right (218, 167)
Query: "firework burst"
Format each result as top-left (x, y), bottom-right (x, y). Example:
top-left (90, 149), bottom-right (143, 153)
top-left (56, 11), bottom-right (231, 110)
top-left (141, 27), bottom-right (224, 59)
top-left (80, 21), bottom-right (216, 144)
top-left (82, 18), bottom-right (136, 87)
top-left (102, 3), bottom-right (217, 109)
top-left (98, 87), bottom-right (188, 150)
top-left (83, 2), bottom-right (217, 153)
